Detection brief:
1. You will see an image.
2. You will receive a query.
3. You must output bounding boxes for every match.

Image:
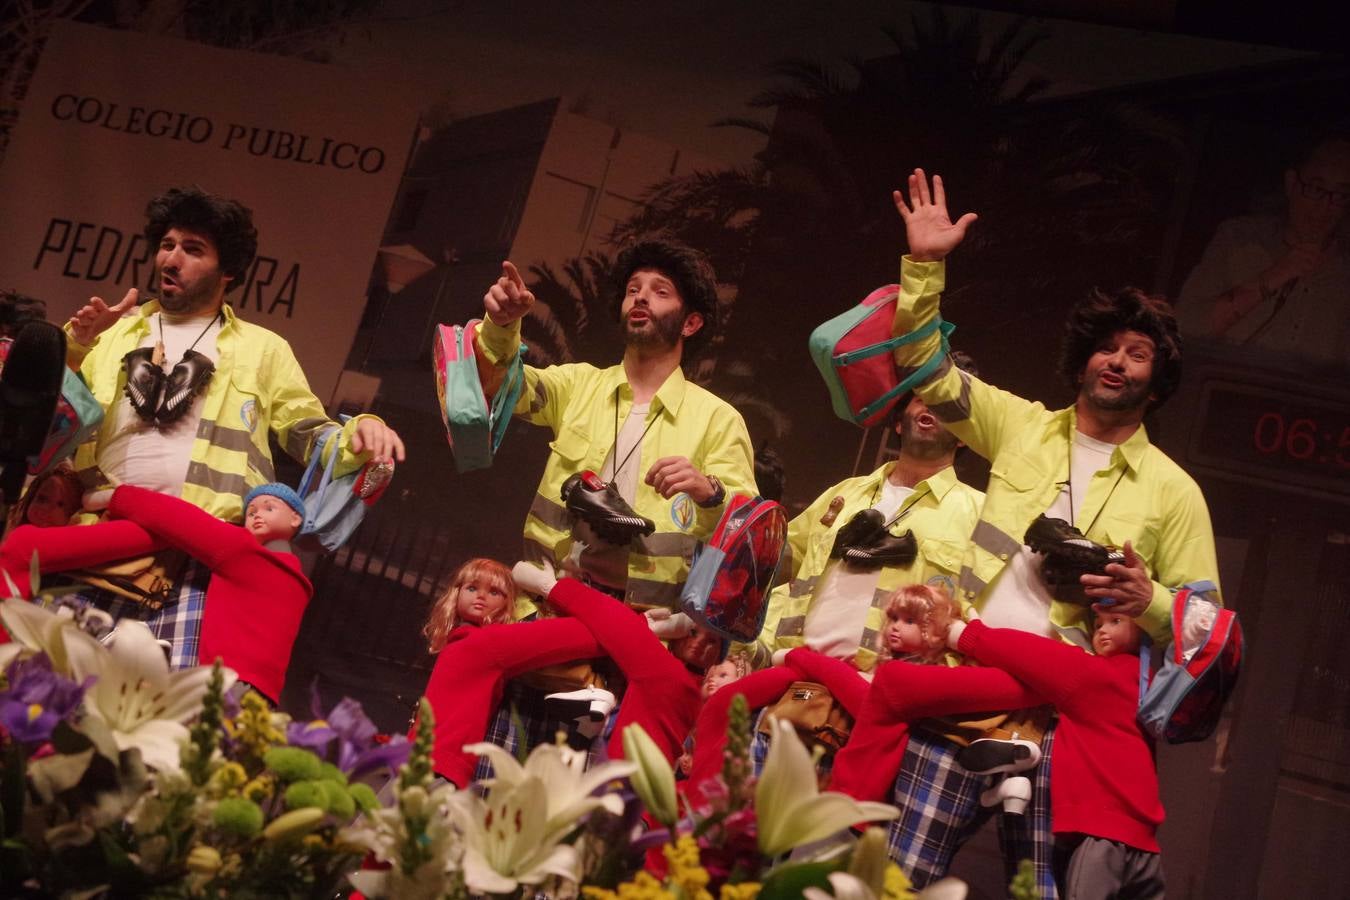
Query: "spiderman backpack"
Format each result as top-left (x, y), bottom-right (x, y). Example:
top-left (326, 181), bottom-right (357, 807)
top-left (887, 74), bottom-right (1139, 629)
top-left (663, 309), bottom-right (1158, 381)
top-left (432, 319), bottom-right (525, 473)
top-left (1136, 581), bottom-right (1244, 744)
top-left (681, 494), bottom-right (788, 643)
top-left (808, 284), bottom-right (954, 427)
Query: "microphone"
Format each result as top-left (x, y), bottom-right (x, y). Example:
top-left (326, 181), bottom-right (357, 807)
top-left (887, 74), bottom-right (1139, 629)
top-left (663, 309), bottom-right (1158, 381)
top-left (0, 320), bottom-right (66, 505)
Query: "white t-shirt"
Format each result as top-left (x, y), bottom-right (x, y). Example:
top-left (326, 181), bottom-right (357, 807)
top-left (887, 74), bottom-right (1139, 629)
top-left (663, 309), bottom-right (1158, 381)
top-left (93, 311), bottom-right (221, 503)
top-left (980, 431), bottom-right (1118, 637)
top-left (802, 481), bottom-right (916, 659)
top-left (571, 400), bottom-right (652, 589)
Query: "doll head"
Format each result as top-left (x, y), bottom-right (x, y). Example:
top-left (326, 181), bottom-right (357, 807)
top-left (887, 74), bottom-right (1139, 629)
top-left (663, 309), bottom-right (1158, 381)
top-left (424, 558), bottom-right (515, 653)
top-left (242, 483), bottom-right (305, 544)
top-left (13, 465), bottom-right (83, 528)
top-left (700, 650), bottom-right (752, 700)
top-left (880, 583), bottom-right (956, 663)
top-left (1091, 608), bottom-right (1145, 658)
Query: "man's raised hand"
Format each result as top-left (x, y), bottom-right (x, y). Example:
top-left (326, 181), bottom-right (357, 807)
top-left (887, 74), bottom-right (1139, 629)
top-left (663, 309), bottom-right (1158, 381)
top-left (893, 168), bottom-right (979, 263)
top-left (483, 261), bottom-right (534, 327)
top-left (68, 288), bottom-right (138, 346)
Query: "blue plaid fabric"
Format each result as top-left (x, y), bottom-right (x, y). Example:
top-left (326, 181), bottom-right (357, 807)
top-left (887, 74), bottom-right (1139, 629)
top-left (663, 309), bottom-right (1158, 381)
top-left (887, 724), bottom-right (1058, 899)
top-left (69, 559), bottom-right (210, 670)
top-left (473, 679), bottom-right (604, 783)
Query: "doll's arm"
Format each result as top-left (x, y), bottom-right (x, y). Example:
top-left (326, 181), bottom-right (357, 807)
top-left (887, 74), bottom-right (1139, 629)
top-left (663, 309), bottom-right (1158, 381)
top-left (783, 648), bottom-right (870, 716)
top-left (108, 485), bottom-right (247, 570)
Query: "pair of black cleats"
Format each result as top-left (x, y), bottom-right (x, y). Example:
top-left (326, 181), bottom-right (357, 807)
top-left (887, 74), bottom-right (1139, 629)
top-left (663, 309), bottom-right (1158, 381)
top-left (561, 471), bottom-right (656, 546)
top-left (123, 347), bottom-right (215, 426)
top-left (1024, 514), bottom-right (1125, 601)
top-left (829, 508), bottom-right (918, 569)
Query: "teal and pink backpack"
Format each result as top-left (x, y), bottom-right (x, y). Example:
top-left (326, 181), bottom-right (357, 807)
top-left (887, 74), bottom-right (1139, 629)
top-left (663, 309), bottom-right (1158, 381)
top-left (432, 320), bottom-right (526, 473)
top-left (1137, 581), bottom-right (1244, 744)
top-left (808, 284), bottom-right (954, 427)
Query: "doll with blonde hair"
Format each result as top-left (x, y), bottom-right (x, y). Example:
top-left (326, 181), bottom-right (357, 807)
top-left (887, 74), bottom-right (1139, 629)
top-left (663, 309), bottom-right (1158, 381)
top-left (423, 557), bottom-right (515, 653)
top-left (878, 583), bottom-right (957, 663)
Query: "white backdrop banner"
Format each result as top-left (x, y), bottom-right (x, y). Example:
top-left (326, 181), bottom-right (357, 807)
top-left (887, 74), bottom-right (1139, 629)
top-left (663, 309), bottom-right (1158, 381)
top-left (0, 21), bottom-right (417, 401)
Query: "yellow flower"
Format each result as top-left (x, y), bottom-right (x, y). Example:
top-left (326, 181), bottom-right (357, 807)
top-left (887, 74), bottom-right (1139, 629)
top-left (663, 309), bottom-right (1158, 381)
top-left (230, 690), bottom-right (287, 763)
top-left (720, 883), bottom-right (761, 899)
top-left (664, 836), bottom-right (712, 900)
top-left (883, 863), bottom-right (916, 900)
top-left (583, 870), bottom-right (679, 899)
top-left (208, 761), bottom-right (248, 796)
top-left (242, 773), bottom-right (275, 803)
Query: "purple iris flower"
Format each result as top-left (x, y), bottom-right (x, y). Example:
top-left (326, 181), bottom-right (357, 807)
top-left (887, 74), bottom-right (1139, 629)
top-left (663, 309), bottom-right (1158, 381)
top-left (286, 684), bottom-right (408, 777)
top-left (0, 654), bottom-right (90, 744)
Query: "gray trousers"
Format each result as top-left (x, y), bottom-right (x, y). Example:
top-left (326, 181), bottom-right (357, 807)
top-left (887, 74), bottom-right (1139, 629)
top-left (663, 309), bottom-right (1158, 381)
top-left (1054, 834), bottom-right (1165, 899)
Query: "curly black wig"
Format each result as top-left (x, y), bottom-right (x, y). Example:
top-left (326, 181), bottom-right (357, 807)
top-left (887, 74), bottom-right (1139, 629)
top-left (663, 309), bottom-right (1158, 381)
top-left (144, 187), bottom-right (258, 293)
top-left (1058, 287), bottom-right (1183, 410)
top-left (610, 236), bottom-right (719, 351)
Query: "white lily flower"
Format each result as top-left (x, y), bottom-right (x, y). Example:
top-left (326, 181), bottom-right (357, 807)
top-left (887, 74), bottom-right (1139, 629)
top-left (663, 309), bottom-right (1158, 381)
top-left (804, 872), bottom-right (874, 900)
top-left (449, 772), bottom-right (581, 895)
top-left (64, 620), bottom-right (234, 771)
top-left (463, 738), bottom-right (634, 834)
top-left (756, 719), bottom-right (900, 858)
top-left (0, 597), bottom-right (101, 672)
top-left (344, 781), bottom-right (463, 900)
top-left (803, 872), bottom-right (969, 900)
top-left (622, 723), bottom-right (678, 827)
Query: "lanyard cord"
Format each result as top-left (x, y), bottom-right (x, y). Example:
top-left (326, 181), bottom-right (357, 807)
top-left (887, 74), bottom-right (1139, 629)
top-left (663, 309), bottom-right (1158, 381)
top-left (156, 310), bottom-right (221, 365)
top-left (1066, 448), bottom-right (1126, 535)
top-left (868, 476), bottom-right (933, 530)
top-left (609, 386), bottom-right (660, 484)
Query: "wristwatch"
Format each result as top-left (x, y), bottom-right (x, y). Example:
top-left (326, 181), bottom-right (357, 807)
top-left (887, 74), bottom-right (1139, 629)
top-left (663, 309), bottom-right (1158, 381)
top-left (697, 474), bottom-right (726, 508)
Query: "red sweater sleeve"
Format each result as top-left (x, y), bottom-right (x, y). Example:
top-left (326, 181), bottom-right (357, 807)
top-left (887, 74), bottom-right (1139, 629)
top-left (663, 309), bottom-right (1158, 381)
top-left (546, 578), bottom-right (689, 683)
top-left (0, 521), bottom-right (162, 598)
top-left (783, 648), bottom-right (870, 716)
top-left (109, 485), bottom-right (250, 571)
top-left (957, 620), bottom-right (1115, 718)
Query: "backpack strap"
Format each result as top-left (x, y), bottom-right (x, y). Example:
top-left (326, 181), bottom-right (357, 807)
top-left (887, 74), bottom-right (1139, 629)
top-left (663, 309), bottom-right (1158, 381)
top-left (853, 319), bottom-right (956, 422)
top-left (1137, 631), bottom-right (1153, 706)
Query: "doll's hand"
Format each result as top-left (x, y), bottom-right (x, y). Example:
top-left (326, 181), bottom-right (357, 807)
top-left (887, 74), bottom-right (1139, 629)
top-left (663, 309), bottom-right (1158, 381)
top-left (645, 607), bottom-right (695, 640)
top-left (770, 648), bottom-right (791, 668)
top-left (512, 559), bottom-right (557, 598)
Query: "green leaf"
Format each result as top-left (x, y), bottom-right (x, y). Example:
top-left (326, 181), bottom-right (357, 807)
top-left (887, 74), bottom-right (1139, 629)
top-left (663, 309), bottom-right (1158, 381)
top-left (758, 859), bottom-right (843, 899)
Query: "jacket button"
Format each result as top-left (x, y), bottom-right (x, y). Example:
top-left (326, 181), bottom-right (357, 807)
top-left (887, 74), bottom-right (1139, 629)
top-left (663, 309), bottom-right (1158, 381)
top-left (999, 552), bottom-right (1009, 561)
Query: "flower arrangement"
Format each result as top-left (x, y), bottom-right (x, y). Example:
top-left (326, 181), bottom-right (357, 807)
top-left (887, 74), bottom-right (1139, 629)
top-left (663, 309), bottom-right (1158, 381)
top-left (347, 693), bottom-right (968, 900)
top-left (0, 597), bottom-right (409, 898)
top-left (0, 594), bottom-right (971, 899)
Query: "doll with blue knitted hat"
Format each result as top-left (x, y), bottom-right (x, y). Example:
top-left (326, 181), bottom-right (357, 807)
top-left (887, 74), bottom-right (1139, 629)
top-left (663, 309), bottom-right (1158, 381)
top-left (0, 482), bottom-right (312, 703)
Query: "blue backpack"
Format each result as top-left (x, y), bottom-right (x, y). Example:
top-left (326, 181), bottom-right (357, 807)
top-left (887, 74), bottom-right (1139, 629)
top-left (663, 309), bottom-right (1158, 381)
top-left (293, 425), bottom-right (387, 554)
top-left (433, 320), bottom-right (526, 473)
top-left (1137, 581), bottom-right (1244, 744)
top-left (681, 495), bottom-right (788, 642)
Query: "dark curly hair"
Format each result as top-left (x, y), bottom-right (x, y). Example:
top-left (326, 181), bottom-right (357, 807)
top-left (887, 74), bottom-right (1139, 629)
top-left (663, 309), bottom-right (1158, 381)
top-left (0, 290), bottom-right (47, 338)
top-left (609, 236), bottom-right (719, 351)
top-left (144, 187), bottom-right (258, 293)
top-left (1058, 287), bottom-right (1183, 410)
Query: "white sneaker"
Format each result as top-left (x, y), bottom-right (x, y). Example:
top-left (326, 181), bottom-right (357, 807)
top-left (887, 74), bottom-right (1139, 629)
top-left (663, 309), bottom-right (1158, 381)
top-left (979, 775), bottom-right (1032, 815)
top-left (545, 686), bottom-right (617, 719)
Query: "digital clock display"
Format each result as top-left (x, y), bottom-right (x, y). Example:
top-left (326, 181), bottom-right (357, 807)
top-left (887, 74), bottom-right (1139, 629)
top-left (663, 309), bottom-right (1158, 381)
top-left (1189, 379), bottom-right (1350, 500)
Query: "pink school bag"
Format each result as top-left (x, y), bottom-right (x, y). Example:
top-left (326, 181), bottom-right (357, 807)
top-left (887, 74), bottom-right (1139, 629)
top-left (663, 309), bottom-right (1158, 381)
top-left (808, 284), bottom-right (954, 428)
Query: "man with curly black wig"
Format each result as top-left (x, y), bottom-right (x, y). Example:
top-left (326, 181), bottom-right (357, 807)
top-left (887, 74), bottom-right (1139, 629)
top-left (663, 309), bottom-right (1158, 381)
top-left (474, 236), bottom-right (754, 613)
top-left (60, 186), bottom-right (404, 669)
top-left (877, 169), bottom-right (1218, 899)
